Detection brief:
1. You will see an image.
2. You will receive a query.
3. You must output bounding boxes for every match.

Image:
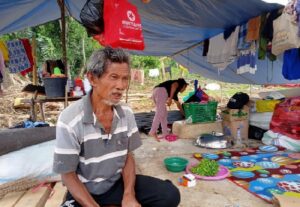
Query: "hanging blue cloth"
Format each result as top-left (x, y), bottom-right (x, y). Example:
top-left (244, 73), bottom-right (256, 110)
top-left (282, 48), bottom-right (300, 80)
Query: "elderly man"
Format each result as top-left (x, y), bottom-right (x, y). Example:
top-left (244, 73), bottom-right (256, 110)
top-left (53, 47), bottom-right (180, 207)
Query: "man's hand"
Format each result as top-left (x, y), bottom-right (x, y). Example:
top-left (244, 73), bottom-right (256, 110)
top-left (166, 98), bottom-right (172, 106)
top-left (122, 193), bottom-right (141, 207)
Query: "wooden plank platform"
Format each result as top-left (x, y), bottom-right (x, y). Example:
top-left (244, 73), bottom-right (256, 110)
top-left (44, 182), bottom-right (67, 207)
top-left (0, 182), bottom-right (67, 207)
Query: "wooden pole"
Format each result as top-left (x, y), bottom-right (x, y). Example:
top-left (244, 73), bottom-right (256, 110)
top-left (160, 59), bottom-right (166, 81)
top-left (57, 0), bottom-right (67, 76)
top-left (32, 36), bottom-right (38, 85)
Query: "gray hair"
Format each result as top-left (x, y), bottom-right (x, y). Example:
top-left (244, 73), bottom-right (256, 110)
top-left (87, 47), bottom-right (130, 77)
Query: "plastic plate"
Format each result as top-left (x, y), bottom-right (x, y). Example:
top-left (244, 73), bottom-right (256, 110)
top-left (186, 163), bottom-right (229, 180)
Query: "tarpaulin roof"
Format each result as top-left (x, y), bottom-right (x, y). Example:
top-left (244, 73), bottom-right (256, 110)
top-left (0, 0), bottom-right (296, 84)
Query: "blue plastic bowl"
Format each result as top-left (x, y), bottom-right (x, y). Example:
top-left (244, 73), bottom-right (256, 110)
top-left (164, 157), bottom-right (189, 172)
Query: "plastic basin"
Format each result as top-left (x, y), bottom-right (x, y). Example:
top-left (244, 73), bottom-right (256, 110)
top-left (164, 157), bottom-right (189, 172)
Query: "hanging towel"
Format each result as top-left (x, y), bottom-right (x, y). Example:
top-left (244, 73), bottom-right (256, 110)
top-left (246, 16), bottom-right (261, 42)
top-left (0, 41), bottom-right (9, 61)
top-left (237, 42), bottom-right (257, 75)
top-left (207, 26), bottom-right (239, 70)
top-left (7, 39), bottom-right (31, 74)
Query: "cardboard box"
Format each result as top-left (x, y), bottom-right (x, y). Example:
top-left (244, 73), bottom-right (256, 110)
top-left (221, 105), bottom-right (249, 121)
top-left (172, 120), bottom-right (223, 139)
top-left (222, 120), bottom-right (249, 145)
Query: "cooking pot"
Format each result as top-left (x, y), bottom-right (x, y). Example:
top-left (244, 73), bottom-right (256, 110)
top-left (194, 132), bottom-right (231, 149)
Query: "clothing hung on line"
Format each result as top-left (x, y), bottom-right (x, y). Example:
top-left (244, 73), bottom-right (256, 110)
top-left (206, 26), bottom-right (239, 70)
top-left (6, 39), bottom-right (33, 75)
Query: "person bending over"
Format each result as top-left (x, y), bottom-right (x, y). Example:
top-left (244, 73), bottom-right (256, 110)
top-left (149, 78), bottom-right (188, 141)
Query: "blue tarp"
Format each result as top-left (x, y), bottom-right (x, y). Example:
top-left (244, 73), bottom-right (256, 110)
top-left (0, 0), bottom-right (297, 84)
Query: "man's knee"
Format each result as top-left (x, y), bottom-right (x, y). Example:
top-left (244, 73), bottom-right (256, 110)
top-left (161, 180), bottom-right (181, 207)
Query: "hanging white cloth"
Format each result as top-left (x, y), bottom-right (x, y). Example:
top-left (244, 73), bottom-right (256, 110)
top-left (206, 26), bottom-right (239, 70)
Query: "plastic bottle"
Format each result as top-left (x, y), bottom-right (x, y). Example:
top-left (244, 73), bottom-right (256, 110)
top-left (236, 127), bottom-right (242, 146)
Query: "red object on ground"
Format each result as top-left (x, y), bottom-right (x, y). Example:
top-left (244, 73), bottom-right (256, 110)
top-left (165, 134), bottom-right (177, 142)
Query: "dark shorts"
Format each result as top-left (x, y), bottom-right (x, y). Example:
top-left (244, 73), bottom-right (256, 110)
top-left (61, 174), bottom-right (180, 207)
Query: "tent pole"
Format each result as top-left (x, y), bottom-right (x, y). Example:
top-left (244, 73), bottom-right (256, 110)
top-left (57, 0), bottom-right (67, 76)
top-left (32, 36), bottom-right (38, 85)
top-left (160, 59), bottom-right (166, 81)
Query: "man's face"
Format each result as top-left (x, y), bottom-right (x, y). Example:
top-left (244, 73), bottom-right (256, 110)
top-left (89, 62), bottom-right (130, 105)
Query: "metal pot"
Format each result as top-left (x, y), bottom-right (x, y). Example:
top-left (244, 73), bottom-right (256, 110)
top-left (194, 132), bottom-right (231, 149)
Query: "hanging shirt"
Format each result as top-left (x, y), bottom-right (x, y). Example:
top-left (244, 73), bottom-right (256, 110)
top-left (246, 16), bottom-right (261, 42)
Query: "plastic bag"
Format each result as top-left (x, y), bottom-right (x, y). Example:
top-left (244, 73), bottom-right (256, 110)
top-left (94, 0), bottom-right (145, 50)
top-left (270, 97), bottom-right (300, 140)
top-left (80, 0), bottom-right (104, 36)
top-left (272, 12), bottom-right (300, 56)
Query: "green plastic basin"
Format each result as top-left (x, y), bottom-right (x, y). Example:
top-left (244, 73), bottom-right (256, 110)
top-left (164, 157), bottom-right (189, 172)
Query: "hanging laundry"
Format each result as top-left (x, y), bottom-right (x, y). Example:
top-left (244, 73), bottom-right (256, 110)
top-left (0, 51), bottom-right (5, 95)
top-left (0, 41), bottom-right (9, 61)
top-left (237, 24), bottom-right (251, 50)
top-left (148, 68), bottom-right (160, 77)
top-left (202, 39), bottom-right (209, 56)
top-left (282, 48), bottom-right (300, 80)
top-left (284, 0), bottom-right (298, 22)
top-left (0, 51), bottom-right (5, 74)
top-left (246, 16), bottom-right (261, 42)
top-left (237, 42), bottom-right (257, 75)
top-left (131, 69), bottom-right (144, 85)
top-left (207, 26), bottom-right (239, 70)
top-left (296, 0), bottom-right (300, 37)
top-left (20, 39), bottom-right (34, 76)
top-left (258, 13), bottom-right (277, 61)
top-left (7, 39), bottom-right (32, 74)
top-left (0, 51), bottom-right (4, 84)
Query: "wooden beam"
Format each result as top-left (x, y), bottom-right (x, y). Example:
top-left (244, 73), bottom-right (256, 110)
top-left (14, 186), bottom-right (51, 207)
top-left (32, 37), bottom-right (38, 85)
top-left (160, 59), bottom-right (166, 81)
top-left (44, 182), bottom-right (67, 207)
top-left (0, 191), bottom-right (26, 207)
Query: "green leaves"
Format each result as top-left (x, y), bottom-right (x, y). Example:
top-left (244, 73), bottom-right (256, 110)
top-left (190, 158), bottom-right (219, 176)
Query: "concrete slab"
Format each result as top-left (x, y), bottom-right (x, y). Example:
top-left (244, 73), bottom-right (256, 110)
top-left (134, 134), bottom-right (272, 207)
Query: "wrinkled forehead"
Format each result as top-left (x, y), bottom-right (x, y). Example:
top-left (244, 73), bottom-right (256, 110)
top-left (104, 62), bottom-right (130, 75)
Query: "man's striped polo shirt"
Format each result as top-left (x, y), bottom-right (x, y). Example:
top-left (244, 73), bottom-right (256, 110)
top-left (53, 93), bottom-right (142, 195)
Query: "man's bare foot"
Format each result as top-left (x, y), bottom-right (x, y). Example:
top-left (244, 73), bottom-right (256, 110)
top-left (148, 132), bottom-right (160, 142)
